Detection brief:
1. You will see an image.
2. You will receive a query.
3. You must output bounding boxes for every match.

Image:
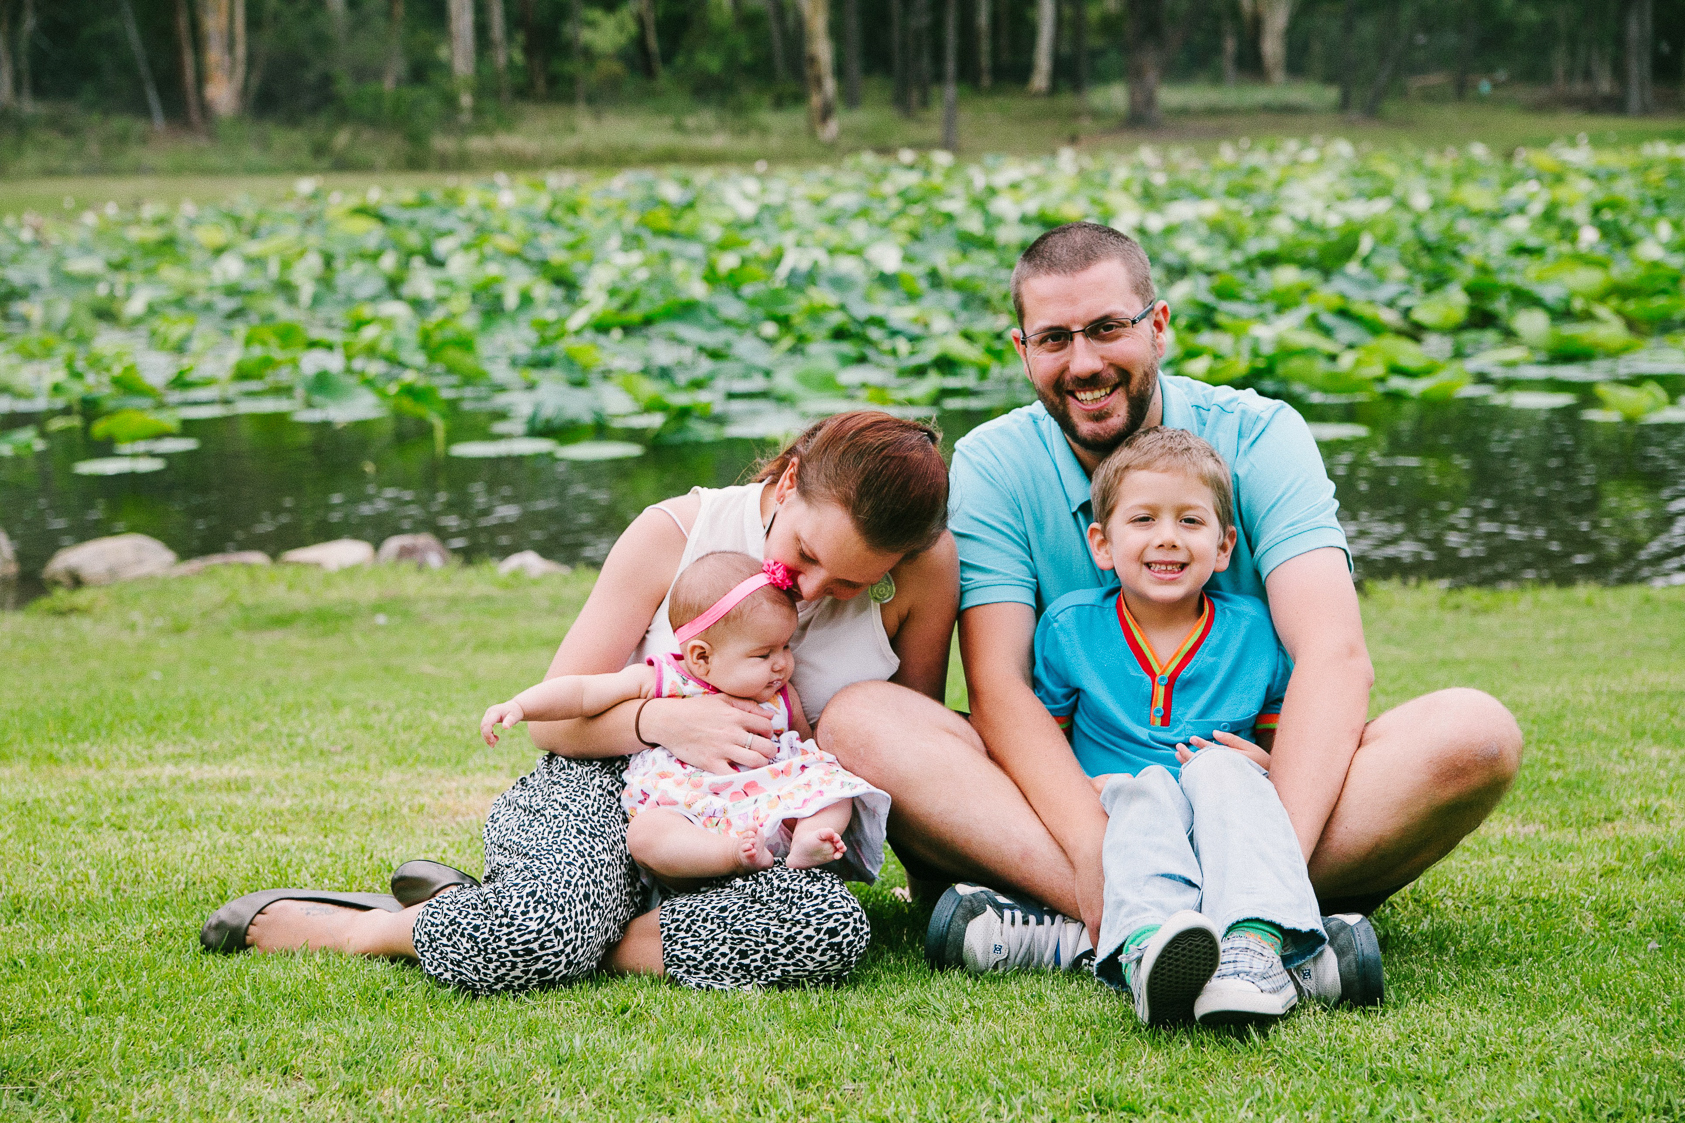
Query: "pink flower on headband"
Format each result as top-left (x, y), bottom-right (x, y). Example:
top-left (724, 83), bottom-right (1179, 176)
top-left (761, 559), bottom-right (796, 591)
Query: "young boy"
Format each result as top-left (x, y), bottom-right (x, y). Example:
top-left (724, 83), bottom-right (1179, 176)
top-left (1032, 426), bottom-right (1327, 1029)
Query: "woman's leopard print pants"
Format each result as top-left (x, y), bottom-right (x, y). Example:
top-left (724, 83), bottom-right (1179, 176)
top-left (411, 754), bottom-right (872, 994)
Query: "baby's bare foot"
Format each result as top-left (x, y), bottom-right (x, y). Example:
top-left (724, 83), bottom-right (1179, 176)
top-left (737, 830), bottom-right (776, 873)
top-left (786, 827), bottom-right (847, 869)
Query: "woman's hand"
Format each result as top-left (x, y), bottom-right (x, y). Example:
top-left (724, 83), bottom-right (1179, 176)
top-left (1175, 730), bottom-right (1270, 770)
top-left (640, 695), bottom-right (778, 774)
top-left (481, 701), bottom-right (525, 747)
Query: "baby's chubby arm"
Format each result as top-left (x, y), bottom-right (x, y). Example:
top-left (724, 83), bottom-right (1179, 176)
top-left (482, 664), bottom-right (657, 746)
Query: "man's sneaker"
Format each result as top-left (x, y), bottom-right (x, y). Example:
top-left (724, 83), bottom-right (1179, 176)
top-left (1290, 913), bottom-right (1385, 1007)
top-left (924, 883), bottom-right (1093, 974)
top-left (1194, 933), bottom-right (1299, 1027)
top-left (1120, 910), bottom-right (1222, 1026)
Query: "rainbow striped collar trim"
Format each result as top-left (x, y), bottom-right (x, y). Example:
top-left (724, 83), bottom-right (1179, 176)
top-left (1115, 593), bottom-right (1215, 728)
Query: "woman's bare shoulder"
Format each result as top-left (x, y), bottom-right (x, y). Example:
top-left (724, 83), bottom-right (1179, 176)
top-left (891, 531), bottom-right (959, 595)
top-left (641, 491), bottom-right (702, 537)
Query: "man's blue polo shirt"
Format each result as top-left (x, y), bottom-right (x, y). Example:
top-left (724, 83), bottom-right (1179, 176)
top-left (949, 375), bottom-right (1348, 614)
top-left (1033, 587), bottom-right (1292, 778)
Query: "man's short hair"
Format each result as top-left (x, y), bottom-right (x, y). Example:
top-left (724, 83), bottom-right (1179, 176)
top-left (1090, 427), bottom-right (1234, 531)
top-left (1010, 221), bottom-right (1158, 327)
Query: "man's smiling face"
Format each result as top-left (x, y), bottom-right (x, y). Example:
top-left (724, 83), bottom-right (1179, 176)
top-left (1012, 259), bottom-right (1170, 469)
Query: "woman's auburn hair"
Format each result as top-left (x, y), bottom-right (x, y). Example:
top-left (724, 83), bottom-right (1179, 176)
top-left (753, 410), bottom-right (949, 556)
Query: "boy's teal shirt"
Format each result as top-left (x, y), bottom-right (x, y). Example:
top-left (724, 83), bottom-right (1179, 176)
top-left (949, 374), bottom-right (1349, 616)
top-left (1032, 587), bottom-right (1293, 779)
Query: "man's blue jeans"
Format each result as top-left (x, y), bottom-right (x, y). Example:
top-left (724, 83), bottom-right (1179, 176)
top-left (1093, 747), bottom-right (1326, 991)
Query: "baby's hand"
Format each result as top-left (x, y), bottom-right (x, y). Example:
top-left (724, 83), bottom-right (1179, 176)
top-left (480, 701), bottom-right (525, 747)
top-left (1088, 773), bottom-right (1122, 796)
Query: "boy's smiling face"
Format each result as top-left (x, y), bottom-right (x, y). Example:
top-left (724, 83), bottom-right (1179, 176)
top-left (1086, 468), bottom-right (1237, 607)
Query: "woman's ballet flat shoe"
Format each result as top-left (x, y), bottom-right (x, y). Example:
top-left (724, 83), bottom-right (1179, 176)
top-left (199, 889), bottom-right (403, 954)
top-left (390, 860), bottom-right (481, 907)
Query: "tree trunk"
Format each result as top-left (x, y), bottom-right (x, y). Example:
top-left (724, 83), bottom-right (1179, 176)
top-left (1257, 0), bottom-right (1290, 84)
top-left (843, 0), bottom-right (860, 108)
top-left (448, 0), bottom-right (474, 122)
top-left (1453, 3), bottom-right (1474, 99)
top-left (1360, 0), bottom-right (1408, 117)
top-left (799, 0), bottom-right (839, 140)
top-left (198, 0), bottom-right (247, 119)
top-left (570, 0), bottom-right (584, 106)
top-left (325, 0), bottom-right (348, 85)
top-left (890, 0), bottom-right (907, 112)
top-left (1027, 0), bottom-right (1054, 93)
top-left (173, 0), bottom-right (205, 127)
top-left (17, 0), bottom-right (32, 111)
top-left (941, 0), bottom-right (957, 147)
top-left (486, 0), bottom-right (509, 102)
top-left (0, 0), bottom-right (13, 113)
top-left (635, 0), bottom-right (660, 79)
top-left (1220, 6), bottom-right (1236, 85)
top-left (1126, 0), bottom-right (1164, 125)
top-left (1550, 3), bottom-right (1567, 94)
top-left (1336, 0), bottom-right (1356, 111)
top-left (119, 0), bottom-right (167, 129)
top-left (975, 0), bottom-right (990, 90)
top-left (1625, 0), bottom-right (1653, 114)
top-left (1072, 0), bottom-right (1087, 94)
top-left (520, 0), bottom-right (547, 97)
top-left (383, 0), bottom-right (405, 90)
top-left (767, 0), bottom-right (789, 82)
top-left (912, 0), bottom-right (931, 108)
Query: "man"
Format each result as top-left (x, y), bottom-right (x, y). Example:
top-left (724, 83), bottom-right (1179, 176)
top-left (819, 222), bottom-right (1522, 1002)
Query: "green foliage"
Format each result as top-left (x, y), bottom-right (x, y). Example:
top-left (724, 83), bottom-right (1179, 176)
top-left (1, 139), bottom-right (1683, 450)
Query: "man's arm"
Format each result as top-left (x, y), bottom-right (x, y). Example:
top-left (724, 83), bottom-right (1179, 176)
top-left (960, 601), bottom-right (1109, 936)
top-left (1262, 547), bottom-right (1375, 858)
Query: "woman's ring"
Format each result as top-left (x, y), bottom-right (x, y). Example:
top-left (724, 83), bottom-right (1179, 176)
top-left (743, 731), bottom-right (755, 751)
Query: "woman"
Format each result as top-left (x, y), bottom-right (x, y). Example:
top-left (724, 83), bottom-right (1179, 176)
top-left (203, 411), bottom-right (958, 993)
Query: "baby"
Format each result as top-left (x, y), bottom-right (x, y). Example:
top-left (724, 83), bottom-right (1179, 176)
top-left (1033, 426), bottom-right (1328, 1029)
top-left (482, 550), bottom-right (889, 882)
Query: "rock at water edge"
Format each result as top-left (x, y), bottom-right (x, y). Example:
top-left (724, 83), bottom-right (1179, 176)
top-left (168, 551), bottom-right (273, 577)
top-left (497, 550), bottom-right (572, 578)
top-left (279, 539), bottom-right (376, 571)
top-left (0, 528), bottom-right (16, 581)
top-left (376, 533), bottom-right (453, 569)
top-left (42, 533), bottom-right (179, 588)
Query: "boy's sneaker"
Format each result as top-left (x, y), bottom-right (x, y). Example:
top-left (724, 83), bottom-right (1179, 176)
top-left (1290, 913), bottom-right (1385, 1008)
top-left (924, 883), bottom-right (1093, 974)
top-left (1122, 911), bottom-right (1222, 1027)
top-left (1194, 933), bottom-right (1299, 1027)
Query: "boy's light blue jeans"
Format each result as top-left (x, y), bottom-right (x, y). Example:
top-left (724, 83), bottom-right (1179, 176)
top-left (1093, 747), bottom-right (1326, 992)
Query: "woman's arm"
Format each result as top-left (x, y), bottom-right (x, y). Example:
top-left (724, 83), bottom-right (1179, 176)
top-left (881, 531), bottom-right (960, 704)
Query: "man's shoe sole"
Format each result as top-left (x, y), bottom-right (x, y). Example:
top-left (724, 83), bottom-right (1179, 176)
top-left (1326, 913), bottom-right (1385, 1007)
top-left (1194, 979), bottom-right (1297, 1028)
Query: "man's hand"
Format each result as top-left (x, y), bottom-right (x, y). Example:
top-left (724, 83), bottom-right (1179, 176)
top-left (1175, 730), bottom-right (1269, 769)
top-left (480, 701), bottom-right (525, 747)
top-left (640, 694), bottom-right (777, 774)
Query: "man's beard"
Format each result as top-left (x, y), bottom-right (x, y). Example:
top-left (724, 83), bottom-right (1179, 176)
top-left (1035, 353), bottom-right (1160, 460)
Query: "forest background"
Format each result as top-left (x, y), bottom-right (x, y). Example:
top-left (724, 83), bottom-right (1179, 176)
top-left (0, 0), bottom-right (1680, 178)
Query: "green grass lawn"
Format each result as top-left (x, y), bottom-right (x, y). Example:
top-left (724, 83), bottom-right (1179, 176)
top-left (1, 567), bottom-right (1682, 1120)
top-left (4, 86), bottom-right (1683, 215)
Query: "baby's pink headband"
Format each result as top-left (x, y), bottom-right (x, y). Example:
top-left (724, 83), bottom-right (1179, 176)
top-left (673, 559), bottom-right (797, 645)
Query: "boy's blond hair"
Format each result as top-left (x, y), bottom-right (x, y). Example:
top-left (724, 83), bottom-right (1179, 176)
top-left (1090, 427), bottom-right (1234, 531)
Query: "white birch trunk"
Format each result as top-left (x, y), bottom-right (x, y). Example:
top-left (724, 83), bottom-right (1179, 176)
top-left (486, 0), bottom-right (509, 102)
top-left (975, 0), bottom-right (990, 90)
top-left (449, 0), bottom-right (475, 121)
top-left (1027, 0), bottom-right (1054, 94)
top-left (801, 0), bottom-right (838, 142)
top-left (1258, 0), bottom-right (1291, 85)
top-left (198, 0), bottom-right (247, 118)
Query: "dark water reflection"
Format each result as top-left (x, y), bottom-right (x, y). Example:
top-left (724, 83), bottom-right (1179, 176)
top-left (2, 395), bottom-right (1683, 603)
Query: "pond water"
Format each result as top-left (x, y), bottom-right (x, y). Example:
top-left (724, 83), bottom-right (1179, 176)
top-left (3, 392), bottom-right (1684, 605)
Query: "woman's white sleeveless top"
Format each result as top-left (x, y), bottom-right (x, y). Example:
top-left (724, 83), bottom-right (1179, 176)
top-left (631, 482), bottom-right (900, 721)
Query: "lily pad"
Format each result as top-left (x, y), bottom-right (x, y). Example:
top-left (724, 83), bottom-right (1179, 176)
top-left (554, 441), bottom-right (646, 461)
top-left (173, 403), bottom-right (240, 420)
top-left (1305, 422), bottom-right (1371, 442)
top-left (292, 406), bottom-right (389, 424)
top-left (232, 397), bottom-right (301, 415)
top-left (114, 437), bottom-right (201, 454)
top-left (1639, 406), bottom-right (1685, 425)
top-left (71, 456), bottom-right (168, 475)
top-left (447, 437), bottom-right (560, 458)
top-left (1494, 391), bottom-right (1578, 410)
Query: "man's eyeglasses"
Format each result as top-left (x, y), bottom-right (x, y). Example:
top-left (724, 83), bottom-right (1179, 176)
top-left (1021, 305), bottom-right (1156, 357)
